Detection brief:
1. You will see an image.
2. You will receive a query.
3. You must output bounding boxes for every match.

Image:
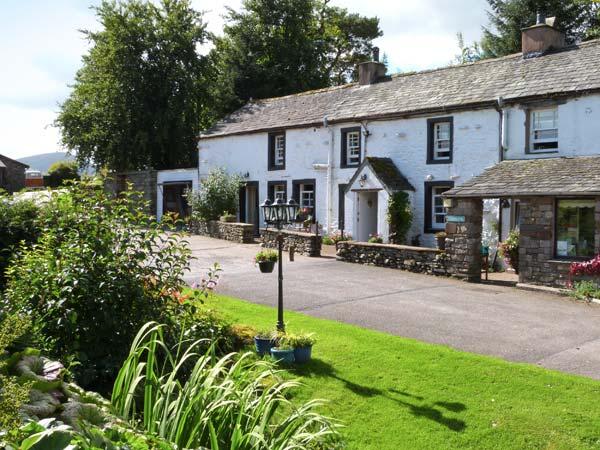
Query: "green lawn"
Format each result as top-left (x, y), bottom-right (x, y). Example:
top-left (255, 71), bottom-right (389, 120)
top-left (206, 295), bottom-right (600, 450)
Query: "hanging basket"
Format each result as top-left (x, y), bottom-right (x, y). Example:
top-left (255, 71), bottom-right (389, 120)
top-left (258, 261), bottom-right (275, 273)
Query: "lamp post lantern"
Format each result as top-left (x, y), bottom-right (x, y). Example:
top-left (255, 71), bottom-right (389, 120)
top-left (260, 197), bottom-right (299, 332)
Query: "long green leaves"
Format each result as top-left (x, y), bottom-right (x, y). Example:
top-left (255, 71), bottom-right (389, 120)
top-left (112, 322), bottom-right (341, 449)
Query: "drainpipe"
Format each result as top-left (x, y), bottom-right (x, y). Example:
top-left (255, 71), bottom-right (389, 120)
top-left (361, 121), bottom-right (371, 157)
top-left (324, 116), bottom-right (334, 234)
top-left (495, 97), bottom-right (507, 162)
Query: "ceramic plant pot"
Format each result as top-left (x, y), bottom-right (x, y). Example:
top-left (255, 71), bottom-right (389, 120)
top-left (270, 347), bottom-right (295, 364)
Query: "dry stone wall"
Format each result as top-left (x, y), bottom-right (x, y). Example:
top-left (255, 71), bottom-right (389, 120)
top-left (193, 220), bottom-right (254, 243)
top-left (260, 228), bottom-right (322, 257)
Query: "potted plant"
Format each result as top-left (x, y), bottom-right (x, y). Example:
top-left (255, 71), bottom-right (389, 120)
top-left (254, 329), bottom-right (278, 356)
top-left (499, 230), bottom-right (520, 274)
top-left (282, 332), bottom-right (316, 364)
top-left (255, 250), bottom-right (278, 273)
top-left (270, 345), bottom-right (295, 364)
top-left (435, 231), bottom-right (447, 250)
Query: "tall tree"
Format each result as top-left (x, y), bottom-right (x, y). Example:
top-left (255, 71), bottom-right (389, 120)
top-left (214, 0), bottom-right (382, 109)
top-left (481, 0), bottom-right (600, 58)
top-left (56, 0), bottom-right (213, 171)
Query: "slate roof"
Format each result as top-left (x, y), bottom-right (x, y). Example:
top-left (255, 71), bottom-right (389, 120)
top-left (444, 156), bottom-right (600, 198)
top-left (346, 157), bottom-right (414, 194)
top-left (201, 39), bottom-right (600, 139)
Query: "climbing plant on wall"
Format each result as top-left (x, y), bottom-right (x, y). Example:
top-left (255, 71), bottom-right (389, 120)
top-left (387, 191), bottom-right (413, 244)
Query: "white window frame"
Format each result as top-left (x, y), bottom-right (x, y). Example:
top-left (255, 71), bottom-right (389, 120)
top-left (432, 186), bottom-right (450, 230)
top-left (273, 184), bottom-right (286, 200)
top-left (433, 122), bottom-right (451, 161)
top-left (300, 183), bottom-right (314, 209)
top-left (274, 134), bottom-right (285, 166)
top-left (346, 131), bottom-right (361, 166)
top-left (530, 107), bottom-right (558, 153)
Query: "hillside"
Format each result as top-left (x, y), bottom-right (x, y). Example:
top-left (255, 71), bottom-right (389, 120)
top-left (17, 152), bottom-right (75, 173)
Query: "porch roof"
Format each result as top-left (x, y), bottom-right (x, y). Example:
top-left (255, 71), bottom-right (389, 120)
top-left (346, 157), bottom-right (414, 194)
top-left (444, 156), bottom-right (600, 198)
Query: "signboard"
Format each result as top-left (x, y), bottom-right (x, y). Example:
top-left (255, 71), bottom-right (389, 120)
top-left (446, 215), bottom-right (465, 223)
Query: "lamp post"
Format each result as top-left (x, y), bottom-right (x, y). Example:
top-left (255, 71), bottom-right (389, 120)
top-left (260, 197), bottom-right (300, 332)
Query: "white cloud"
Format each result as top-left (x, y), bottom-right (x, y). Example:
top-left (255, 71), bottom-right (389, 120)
top-left (0, 0), bottom-right (490, 159)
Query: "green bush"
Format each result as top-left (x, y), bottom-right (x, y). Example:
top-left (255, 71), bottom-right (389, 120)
top-left (255, 249), bottom-right (278, 263)
top-left (0, 198), bottom-right (41, 288)
top-left (570, 280), bottom-right (600, 302)
top-left (112, 322), bottom-right (342, 449)
top-left (3, 180), bottom-right (192, 392)
top-left (322, 236), bottom-right (335, 245)
top-left (45, 160), bottom-right (80, 188)
top-left (187, 168), bottom-right (242, 221)
top-left (387, 191), bottom-right (413, 244)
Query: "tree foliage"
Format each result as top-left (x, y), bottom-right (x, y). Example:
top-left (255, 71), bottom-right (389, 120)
top-left (481, 0), bottom-right (600, 58)
top-left (45, 160), bottom-right (80, 187)
top-left (55, 0), bottom-right (213, 171)
top-left (215, 0), bottom-right (382, 109)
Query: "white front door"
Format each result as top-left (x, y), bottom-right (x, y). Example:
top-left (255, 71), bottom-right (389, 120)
top-left (357, 191), bottom-right (378, 242)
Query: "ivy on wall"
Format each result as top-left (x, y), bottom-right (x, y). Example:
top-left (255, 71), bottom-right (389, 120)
top-left (387, 191), bottom-right (413, 244)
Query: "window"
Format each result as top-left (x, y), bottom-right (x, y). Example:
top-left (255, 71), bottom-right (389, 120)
top-left (341, 127), bottom-right (362, 168)
top-left (267, 181), bottom-right (287, 202)
top-left (555, 199), bottom-right (596, 258)
top-left (292, 179), bottom-right (316, 222)
top-left (530, 108), bottom-right (558, 152)
top-left (424, 181), bottom-right (454, 233)
top-left (268, 132), bottom-right (285, 170)
top-left (427, 117), bottom-right (453, 163)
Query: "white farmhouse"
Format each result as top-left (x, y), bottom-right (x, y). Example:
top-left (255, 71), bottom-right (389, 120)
top-left (194, 18), bottom-right (600, 248)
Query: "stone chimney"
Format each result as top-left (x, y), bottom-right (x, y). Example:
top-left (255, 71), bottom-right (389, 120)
top-left (358, 47), bottom-right (386, 85)
top-left (521, 15), bottom-right (565, 57)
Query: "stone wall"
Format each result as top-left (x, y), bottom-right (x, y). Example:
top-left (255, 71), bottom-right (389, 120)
top-left (335, 241), bottom-right (448, 275)
top-left (193, 220), bottom-right (254, 243)
top-left (518, 196), bottom-right (600, 287)
top-left (444, 198), bottom-right (483, 281)
top-left (0, 155), bottom-right (27, 193)
top-left (260, 228), bottom-right (321, 257)
top-left (105, 170), bottom-right (158, 216)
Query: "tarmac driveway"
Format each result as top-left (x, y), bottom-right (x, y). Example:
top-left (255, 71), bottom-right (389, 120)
top-left (185, 235), bottom-right (600, 379)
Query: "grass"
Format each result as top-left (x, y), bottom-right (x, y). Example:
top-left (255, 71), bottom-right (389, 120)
top-left (206, 294), bottom-right (600, 450)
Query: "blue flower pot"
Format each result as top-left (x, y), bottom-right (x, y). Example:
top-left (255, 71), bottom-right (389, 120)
top-left (270, 347), bottom-right (295, 364)
top-left (293, 346), bottom-right (312, 364)
top-left (254, 336), bottom-right (276, 356)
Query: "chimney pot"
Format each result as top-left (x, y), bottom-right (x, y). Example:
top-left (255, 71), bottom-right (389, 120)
top-left (536, 12), bottom-right (545, 25)
top-left (372, 47), bottom-right (380, 62)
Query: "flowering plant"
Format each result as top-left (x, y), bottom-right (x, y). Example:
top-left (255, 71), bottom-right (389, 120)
top-left (499, 230), bottom-right (519, 274)
top-left (569, 254), bottom-right (600, 278)
top-left (329, 230), bottom-right (352, 244)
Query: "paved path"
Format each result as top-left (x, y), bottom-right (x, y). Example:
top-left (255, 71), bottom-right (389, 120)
top-left (185, 235), bottom-right (600, 379)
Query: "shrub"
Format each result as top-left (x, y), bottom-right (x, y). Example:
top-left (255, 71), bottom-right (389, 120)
top-left (499, 230), bottom-right (520, 274)
top-left (112, 323), bottom-right (341, 449)
top-left (187, 168), bottom-right (242, 221)
top-left (368, 233), bottom-right (383, 244)
top-left (322, 236), bottom-right (335, 245)
top-left (3, 180), bottom-right (192, 391)
top-left (570, 280), bottom-right (600, 302)
top-left (0, 197), bottom-right (41, 288)
top-left (45, 160), bottom-right (80, 188)
top-left (220, 211), bottom-right (237, 222)
top-left (387, 191), bottom-right (413, 244)
top-left (255, 249), bottom-right (278, 263)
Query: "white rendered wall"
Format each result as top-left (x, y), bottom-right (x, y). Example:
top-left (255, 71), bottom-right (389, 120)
top-left (503, 94), bottom-right (600, 160)
top-left (199, 108), bottom-right (501, 247)
top-left (156, 168), bottom-right (199, 220)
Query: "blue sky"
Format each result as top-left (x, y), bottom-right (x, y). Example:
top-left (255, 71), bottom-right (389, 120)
top-left (0, 0), bottom-right (489, 160)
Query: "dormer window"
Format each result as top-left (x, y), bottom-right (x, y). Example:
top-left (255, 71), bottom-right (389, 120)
top-left (341, 127), bottom-right (362, 168)
top-left (427, 117), bottom-right (453, 164)
top-left (530, 108), bottom-right (558, 152)
top-left (268, 132), bottom-right (286, 170)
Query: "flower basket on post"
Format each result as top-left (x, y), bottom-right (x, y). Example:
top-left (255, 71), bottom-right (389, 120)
top-left (255, 250), bottom-right (278, 273)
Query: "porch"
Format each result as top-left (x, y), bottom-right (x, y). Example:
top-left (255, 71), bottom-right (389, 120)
top-left (443, 156), bottom-right (600, 287)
